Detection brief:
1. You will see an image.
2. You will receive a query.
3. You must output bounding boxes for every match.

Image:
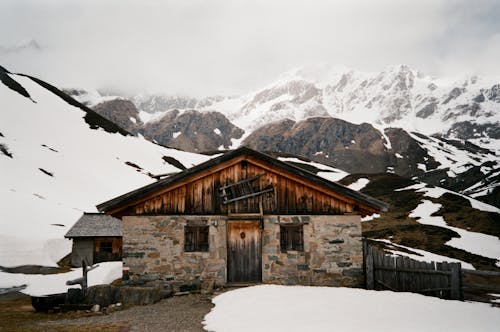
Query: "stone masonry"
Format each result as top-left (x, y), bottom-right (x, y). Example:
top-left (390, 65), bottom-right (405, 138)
top-left (123, 214), bottom-right (364, 290)
top-left (262, 215), bottom-right (364, 287)
top-left (122, 215), bottom-right (227, 291)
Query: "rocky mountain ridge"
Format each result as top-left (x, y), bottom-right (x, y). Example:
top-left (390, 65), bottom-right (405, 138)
top-left (65, 64), bottom-right (499, 207)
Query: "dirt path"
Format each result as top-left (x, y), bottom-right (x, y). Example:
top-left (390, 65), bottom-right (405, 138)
top-left (0, 292), bottom-right (214, 332)
top-left (43, 293), bottom-right (214, 332)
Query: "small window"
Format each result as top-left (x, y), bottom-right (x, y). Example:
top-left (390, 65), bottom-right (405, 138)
top-left (280, 224), bottom-right (304, 252)
top-left (184, 225), bottom-right (209, 252)
top-left (99, 241), bottom-right (113, 254)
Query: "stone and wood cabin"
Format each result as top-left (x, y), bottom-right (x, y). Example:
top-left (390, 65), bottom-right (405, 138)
top-left (97, 147), bottom-right (388, 289)
top-left (65, 213), bottom-right (123, 267)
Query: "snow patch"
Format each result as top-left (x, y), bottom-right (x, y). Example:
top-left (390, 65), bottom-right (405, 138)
top-left (361, 213), bottom-right (380, 222)
top-left (347, 178), bottom-right (370, 191)
top-left (172, 131), bottom-right (181, 139)
top-left (410, 200), bottom-right (500, 262)
top-left (213, 128), bottom-right (222, 136)
top-left (372, 239), bottom-right (474, 269)
top-left (417, 163), bottom-right (427, 171)
top-left (203, 285), bottom-right (500, 332)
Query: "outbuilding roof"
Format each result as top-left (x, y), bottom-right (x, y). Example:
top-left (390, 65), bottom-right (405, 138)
top-left (65, 212), bottom-right (122, 238)
top-left (97, 147), bottom-right (389, 214)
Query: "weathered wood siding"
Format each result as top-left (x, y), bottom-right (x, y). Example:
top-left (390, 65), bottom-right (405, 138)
top-left (128, 157), bottom-right (356, 216)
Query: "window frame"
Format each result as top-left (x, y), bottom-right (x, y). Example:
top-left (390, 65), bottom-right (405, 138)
top-left (98, 241), bottom-right (113, 254)
top-left (184, 224), bottom-right (209, 252)
top-left (280, 224), bottom-right (304, 252)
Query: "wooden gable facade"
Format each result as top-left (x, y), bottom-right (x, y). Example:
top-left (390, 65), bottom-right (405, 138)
top-left (99, 147), bottom-right (386, 218)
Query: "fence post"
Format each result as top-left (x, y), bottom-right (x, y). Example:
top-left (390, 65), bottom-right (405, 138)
top-left (365, 242), bottom-right (375, 290)
top-left (450, 263), bottom-right (461, 300)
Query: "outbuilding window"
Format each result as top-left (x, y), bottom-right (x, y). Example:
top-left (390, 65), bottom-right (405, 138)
top-left (184, 225), bottom-right (209, 252)
top-left (98, 241), bottom-right (113, 254)
top-left (280, 224), bottom-right (304, 252)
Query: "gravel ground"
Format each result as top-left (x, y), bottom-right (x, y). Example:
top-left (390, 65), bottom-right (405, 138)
top-left (42, 293), bottom-right (214, 332)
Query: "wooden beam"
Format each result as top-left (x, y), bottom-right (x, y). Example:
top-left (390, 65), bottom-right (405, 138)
top-left (222, 188), bottom-right (274, 204)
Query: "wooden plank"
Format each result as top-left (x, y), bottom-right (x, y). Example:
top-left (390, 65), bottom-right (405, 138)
top-left (374, 267), bottom-right (453, 275)
top-left (219, 173), bottom-right (264, 190)
top-left (435, 262), bottom-right (443, 298)
top-left (222, 188), bottom-right (274, 204)
top-left (402, 256), bottom-right (410, 292)
top-left (287, 178), bottom-right (296, 214)
top-left (450, 263), bottom-right (461, 300)
top-left (366, 243), bottom-right (374, 289)
top-left (395, 256), bottom-right (403, 291)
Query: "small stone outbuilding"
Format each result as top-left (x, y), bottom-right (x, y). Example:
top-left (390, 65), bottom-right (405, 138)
top-left (97, 147), bottom-right (387, 289)
top-left (65, 213), bottom-right (123, 267)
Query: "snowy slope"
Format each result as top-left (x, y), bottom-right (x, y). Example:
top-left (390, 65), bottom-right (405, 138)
top-left (0, 72), bottom-right (211, 267)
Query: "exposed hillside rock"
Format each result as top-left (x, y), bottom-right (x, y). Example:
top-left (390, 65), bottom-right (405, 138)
top-left (140, 110), bottom-right (244, 152)
top-left (93, 99), bottom-right (143, 133)
top-left (243, 117), bottom-right (499, 207)
top-left (243, 117), bottom-right (389, 173)
top-left (384, 128), bottom-right (439, 177)
top-left (446, 121), bottom-right (500, 140)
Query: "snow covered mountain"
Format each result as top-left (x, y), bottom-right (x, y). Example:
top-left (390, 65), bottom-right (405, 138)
top-left (69, 64), bottom-right (500, 152)
top-left (0, 67), bottom-right (211, 267)
top-left (67, 65), bottom-right (500, 207)
top-left (202, 64), bottom-right (499, 150)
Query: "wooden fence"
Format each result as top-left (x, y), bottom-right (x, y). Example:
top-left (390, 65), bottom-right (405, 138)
top-left (363, 242), bottom-right (462, 300)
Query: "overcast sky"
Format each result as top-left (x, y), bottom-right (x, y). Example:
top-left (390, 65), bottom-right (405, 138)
top-left (1, 0), bottom-right (499, 96)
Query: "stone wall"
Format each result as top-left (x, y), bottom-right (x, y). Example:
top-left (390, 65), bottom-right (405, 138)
top-left (262, 215), bottom-right (364, 287)
top-left (123, 214), bottom-right (364, 290)
top-left (122, 215), bottom-right (227, 290)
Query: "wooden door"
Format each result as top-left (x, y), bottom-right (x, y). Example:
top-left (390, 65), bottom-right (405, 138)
top-left (227, 220), bottom-right (262, 283)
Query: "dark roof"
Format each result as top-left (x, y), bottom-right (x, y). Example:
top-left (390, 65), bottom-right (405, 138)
top-left (97, 147), bottom-right (389, 213)
top-left (65, 213), bottom-right (122, 238)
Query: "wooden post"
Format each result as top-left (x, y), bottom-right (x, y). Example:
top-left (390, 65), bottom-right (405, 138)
top-left (450, 263), bottom-right (461, 300)
top-left (365, 242), bottom-right (375, 290)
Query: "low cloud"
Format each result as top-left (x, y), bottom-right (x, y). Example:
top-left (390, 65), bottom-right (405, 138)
top-left (1, 0), bottom-right (499, 96)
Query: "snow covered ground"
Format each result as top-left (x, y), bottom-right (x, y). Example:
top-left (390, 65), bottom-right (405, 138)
top-left (0, 74), bottom-right (211, 267)
top-left (0, 262), bottom-right (121, 297)
top-left (203, 285), bottom-right (500, 332)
